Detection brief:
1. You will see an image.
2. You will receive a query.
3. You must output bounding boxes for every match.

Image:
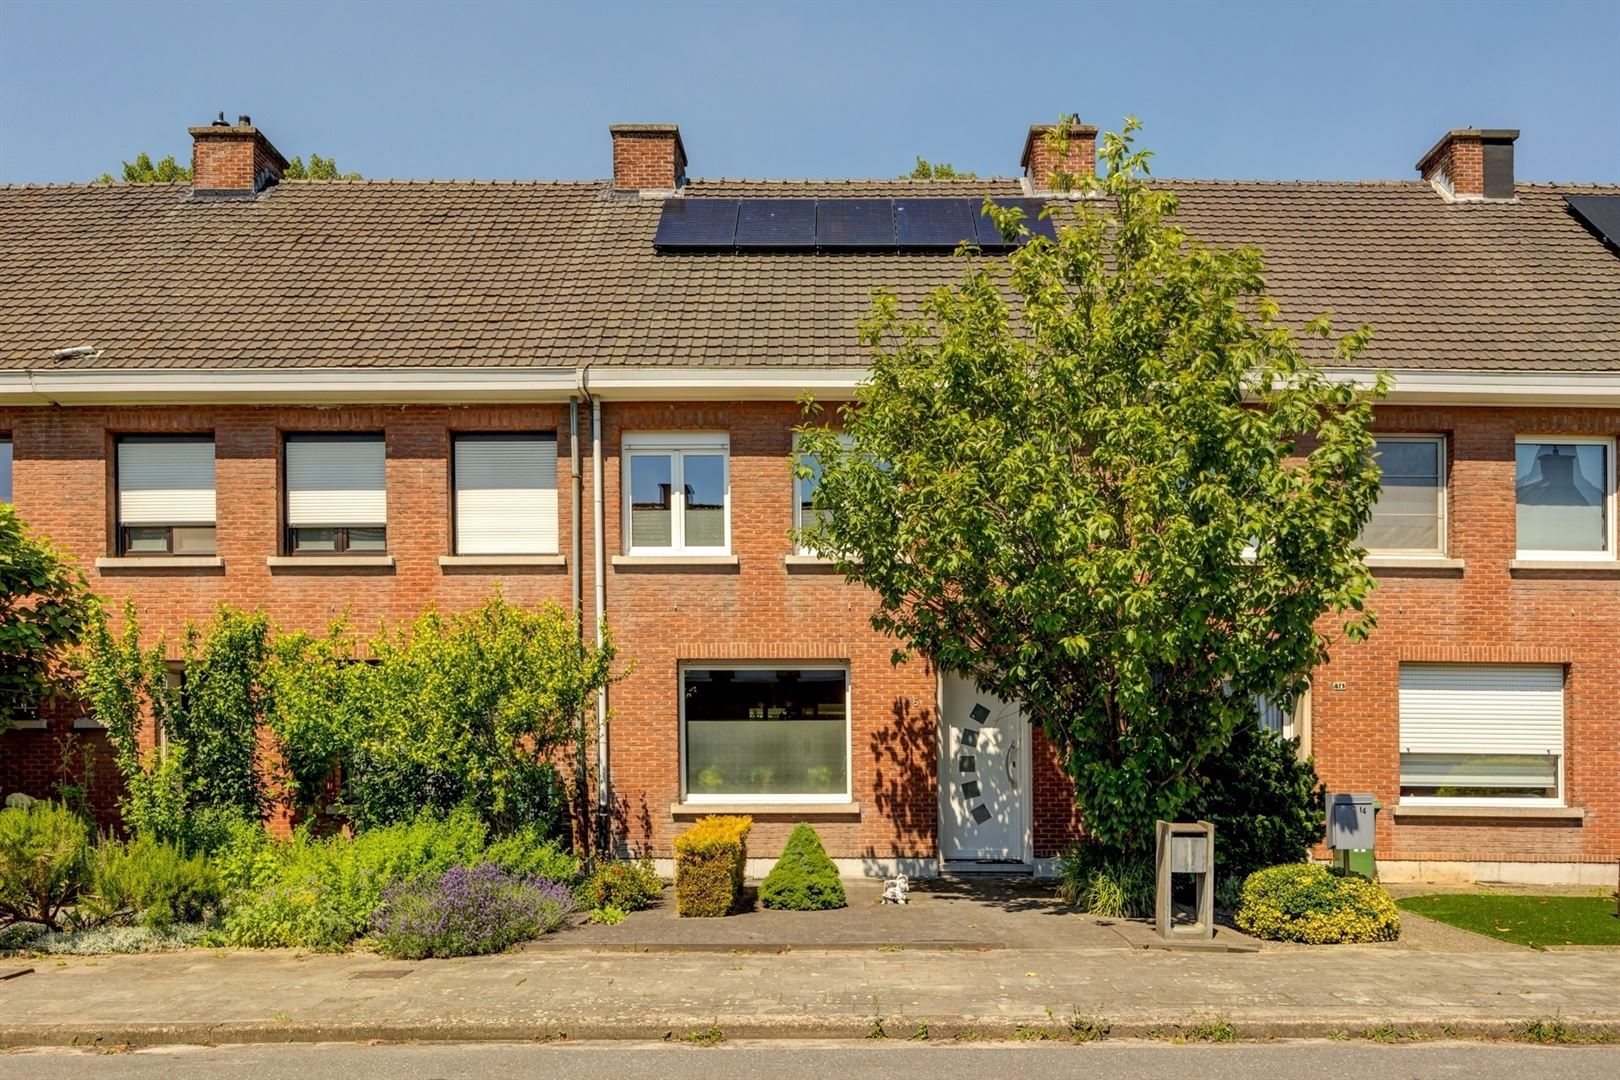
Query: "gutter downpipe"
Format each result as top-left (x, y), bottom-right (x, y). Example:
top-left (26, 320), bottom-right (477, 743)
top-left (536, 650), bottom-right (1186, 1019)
top-left (568, 390), bottom-right (586, 851)
top-left (589, 377), bottom-right (611, 854)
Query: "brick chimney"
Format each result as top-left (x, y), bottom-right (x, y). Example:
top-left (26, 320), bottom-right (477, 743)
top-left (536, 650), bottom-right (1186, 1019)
top-left (1416, 128), bottom-right (1519, 201)
top-left (610, 124), bottom-right (687, 191)
top-left (189, 113), bottom-right (288, 195)
top-left (1021, 117), bottom-right (1098, 191)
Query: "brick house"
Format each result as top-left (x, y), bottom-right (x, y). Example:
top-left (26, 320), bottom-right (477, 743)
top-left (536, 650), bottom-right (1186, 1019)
top-left (1, 116), bottom-right (1617, 884)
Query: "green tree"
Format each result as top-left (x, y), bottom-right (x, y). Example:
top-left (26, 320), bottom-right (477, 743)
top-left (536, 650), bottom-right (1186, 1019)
top-left (798, 119), bottom-right (1384, 858)
top-left (96, 151), bottom-right (359, 183)
top-left (96, 152), bottom-right (192, 184)
top-left (904, 156), bottom-right (976, 180)
top-left (282, 153), bottom-right (361, 181)
top-left (0, 505), bottom-right (94, 732)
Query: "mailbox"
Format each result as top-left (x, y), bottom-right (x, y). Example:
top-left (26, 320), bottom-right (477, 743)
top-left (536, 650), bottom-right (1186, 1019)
top-left (1154, 820), bottom-right (1215, 941)
top-left (1326, 792), bottom-right (1376, 850)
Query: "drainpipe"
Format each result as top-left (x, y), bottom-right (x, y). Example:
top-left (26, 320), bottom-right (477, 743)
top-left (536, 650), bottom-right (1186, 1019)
top-left (590, 384), bottom-right (610, 854)
top-left (568, 392), bottom-right (586, 850)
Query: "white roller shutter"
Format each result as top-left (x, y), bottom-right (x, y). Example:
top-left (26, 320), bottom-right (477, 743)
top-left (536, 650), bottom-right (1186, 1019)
top-left (1398, 663), bottom-right (1564, 756)
top-left (118, 439), bottom-right (216, 524)
top-left (454, 436), bottom-right (558, 554)
top-left (285, 437), bottom-right (386, 527)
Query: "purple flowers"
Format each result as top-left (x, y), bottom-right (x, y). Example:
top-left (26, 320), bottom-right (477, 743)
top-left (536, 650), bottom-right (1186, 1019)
top-left (372, 863), bottom-right (574, 959)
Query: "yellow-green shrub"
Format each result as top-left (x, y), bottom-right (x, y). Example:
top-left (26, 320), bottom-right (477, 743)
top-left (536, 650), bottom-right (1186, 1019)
top-left (674, 815), bottom-right (751, 918)
top-left (1234, 863), bottom-right (1400, 944)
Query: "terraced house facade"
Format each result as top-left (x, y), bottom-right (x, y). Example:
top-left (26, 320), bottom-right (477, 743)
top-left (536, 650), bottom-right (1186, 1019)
top-left (1, 116), bottom-right (1617, 883)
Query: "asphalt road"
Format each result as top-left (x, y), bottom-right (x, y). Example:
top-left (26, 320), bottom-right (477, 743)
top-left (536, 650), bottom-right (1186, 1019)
top-left (5, 1040), bottom-right (1618, 1080)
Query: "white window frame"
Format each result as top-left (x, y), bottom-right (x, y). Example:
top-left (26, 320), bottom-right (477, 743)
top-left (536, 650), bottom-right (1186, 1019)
top-left (621, 431), bottom-right (730, 555)
top-left (1397, 663), bottom-right (1566, 809)
top-left (678, 662), bottom-right (853, 805)
top-left (1513, 435), bottom-right (1617, 562)
top-left (791, 431), bottom-right (853, 556)
top-left (1364, 434), bottom-right (1449, 557)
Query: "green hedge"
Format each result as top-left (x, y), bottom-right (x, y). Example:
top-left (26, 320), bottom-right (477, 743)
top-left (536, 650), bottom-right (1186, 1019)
top-left (674, 815), bottom-right (751, 917)
top-left (1234, 862), bottom-right (1400, 944)
top-left (760, 823), bottom-right (845, 911)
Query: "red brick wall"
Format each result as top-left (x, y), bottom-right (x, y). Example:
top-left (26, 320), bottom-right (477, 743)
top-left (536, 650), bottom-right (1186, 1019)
top-left (2, 400), bottom-right (1616, 871)
top-left (191, 130), bottom-right (283, 191)
top-left (611, 130), bottom-right (685, 190)
top-left (1420, 133), bottom-right (1484, 197)
top-left (1024, 124), bottom-right (1097, 190)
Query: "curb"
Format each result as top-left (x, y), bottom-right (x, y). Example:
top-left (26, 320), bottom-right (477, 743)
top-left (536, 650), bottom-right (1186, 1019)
top-left (4, 1013), bottom-right (1618, 1049)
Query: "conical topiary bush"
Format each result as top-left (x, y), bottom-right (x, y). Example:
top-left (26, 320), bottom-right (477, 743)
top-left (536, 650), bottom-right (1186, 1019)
top-left (759, 823), bottom-right (846, 910)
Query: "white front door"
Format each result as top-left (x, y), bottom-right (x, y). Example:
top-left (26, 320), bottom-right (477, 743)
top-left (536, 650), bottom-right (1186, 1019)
top-left (938, 671), bottom-right (1029, 863)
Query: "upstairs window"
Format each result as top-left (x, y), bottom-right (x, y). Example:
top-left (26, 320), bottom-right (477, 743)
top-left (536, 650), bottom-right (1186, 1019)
top-left (793, 432), bottom-right (853, 556)
top-left (623, 432), bottom-right (729, 555)
top-left (115, 436), bottom-right (216, 556)
top-left (0, 434), bottom-right (11, 503)
top-left (284, 434), bottom-right (387, 554)
top-left (1515, 437), bottom-right (1615, 560)
top-left (1361, 436), bottom-right (1446, 555)
top-left (452, 434), bottom-right (559, 555)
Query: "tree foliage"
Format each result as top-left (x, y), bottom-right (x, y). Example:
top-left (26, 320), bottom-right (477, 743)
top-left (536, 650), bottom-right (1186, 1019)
top-left (96, 151), bottom-right (360, 183)
top-left (0, 504), bottom-right (94, 732)
top-left (904, 156), bottom-right (976, 180)
top-left (797, 119), bottom-right (1384, 855)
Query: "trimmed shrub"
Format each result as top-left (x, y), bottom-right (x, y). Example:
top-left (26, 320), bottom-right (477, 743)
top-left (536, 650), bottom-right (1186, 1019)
top-left (82, 836), bottom-right (220, 930)
top-left (0, 802), bottom-right (91, 930)
top-left (372, 864), bottom-right (574, 959)
top-left (674, 815), bottom-right (751, 918)
top-left (1055, 843), bottom-right (1154, 918)
top-left (760, 823), bottom-right (845, 911)
top-left (1234, 863), bottom-right (1400, 944)
top-left (578, 855), bottom-right (662, 912)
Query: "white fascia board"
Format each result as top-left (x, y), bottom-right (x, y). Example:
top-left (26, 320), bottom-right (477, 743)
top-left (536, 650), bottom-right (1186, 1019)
top-left (3, 364), bottom-right (1615, 407)
top-left (1323, 368), bottom-right (1620, 407)
top-left (581, 366), bottom-right (868, 400)
top-left (0, 367), bottom-right (582, 405)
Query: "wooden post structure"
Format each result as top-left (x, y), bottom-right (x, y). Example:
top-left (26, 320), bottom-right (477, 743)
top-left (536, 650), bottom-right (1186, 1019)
top-left (1155, 820), bottom-right (1215, 941)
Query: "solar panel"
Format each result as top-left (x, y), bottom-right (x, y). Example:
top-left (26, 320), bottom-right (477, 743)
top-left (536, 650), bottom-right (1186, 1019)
top-left (973, 198), bottom-right (1059, 248)
top-left (652, 199), bottom-right (739, 250)
top-left (1567, 194), bottom-right (1620, 252)
top-left (735, 199), bottom-right (817, 249)
top-left (894, 199), bottom-right (979, 249)
top-left (816, 198), bottom-right (895, 249)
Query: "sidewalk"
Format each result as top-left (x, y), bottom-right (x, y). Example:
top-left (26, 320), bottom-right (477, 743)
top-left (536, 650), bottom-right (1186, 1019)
top-left (2, 935), bottom-right (1615, 1047)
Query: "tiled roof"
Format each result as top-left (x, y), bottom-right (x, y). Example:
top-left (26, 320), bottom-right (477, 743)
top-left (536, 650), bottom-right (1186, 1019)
top-left (0, 177), bottom-right (1616, 372)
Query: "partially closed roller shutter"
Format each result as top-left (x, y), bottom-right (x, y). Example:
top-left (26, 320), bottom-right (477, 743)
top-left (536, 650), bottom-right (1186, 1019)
top-left (118, 439), bottom-right (216, 524)
top-left (454, 435), bottom-right (558, 554)
top-left (1398, 663), bottom-right (1565, 756)
top-left (285, 436), bottom-right (386, 527)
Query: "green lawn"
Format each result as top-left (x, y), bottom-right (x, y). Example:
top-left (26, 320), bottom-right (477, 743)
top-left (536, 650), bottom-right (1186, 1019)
top-left (1398, 893), bottom-right (1620, 949)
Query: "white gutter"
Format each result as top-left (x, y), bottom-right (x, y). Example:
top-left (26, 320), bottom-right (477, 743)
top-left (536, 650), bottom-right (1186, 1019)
top-left (3, 365), bottom-right (1617, 407)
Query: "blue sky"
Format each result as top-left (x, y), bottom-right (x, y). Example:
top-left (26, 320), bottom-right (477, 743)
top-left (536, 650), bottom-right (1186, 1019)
top-left (1, 0), bottom-right (1616, 185)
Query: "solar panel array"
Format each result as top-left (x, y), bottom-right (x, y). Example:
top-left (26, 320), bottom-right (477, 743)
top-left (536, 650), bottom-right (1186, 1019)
top-left (1566, 195), bottom-right (1620, 252)
top-left (653, 197), bottom-right (1058, 252)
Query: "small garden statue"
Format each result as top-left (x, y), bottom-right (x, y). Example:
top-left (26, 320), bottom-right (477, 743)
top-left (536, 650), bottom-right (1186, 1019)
top-left (881, 873), bottom-right (910, 905)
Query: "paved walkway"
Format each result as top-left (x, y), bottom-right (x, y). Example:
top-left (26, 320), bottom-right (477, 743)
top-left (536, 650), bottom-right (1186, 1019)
top-left (2, 938), bottom-right (1614, 1047)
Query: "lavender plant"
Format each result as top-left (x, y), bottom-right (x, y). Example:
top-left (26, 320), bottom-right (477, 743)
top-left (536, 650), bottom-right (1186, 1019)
top-left (371, 863), bottom-right (574, 959)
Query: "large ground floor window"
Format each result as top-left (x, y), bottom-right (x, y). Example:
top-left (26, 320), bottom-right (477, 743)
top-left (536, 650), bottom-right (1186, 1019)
top-left (1398, 662), bottom-right (1565, 805)
top-left (681, 666), bottom-right (850, 802)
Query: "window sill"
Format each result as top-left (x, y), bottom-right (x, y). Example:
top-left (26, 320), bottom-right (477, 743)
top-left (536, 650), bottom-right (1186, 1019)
top-left (438, 554), bottom-right (565, 569)
top-left (265, 555), bottom-right (396, 571)
top-left (670, 801), bottom-right (860, 819)
top-left (784, 553), bottom-right (836, 571)
top-left (1508, 559), bottom-right (1620, 575)
top-left (1365, 555), bottom-right (1465, 572)
top-left (72, 717), bottom-right (107, 731)
top-left (612, 554), bottom-right (740, 569)
top-left (95, 556), bottom-right (224, 571)
top-left (1392, 804), bottom-right (1585, 822)
top-left (6, 719), bottom-right (48, 731)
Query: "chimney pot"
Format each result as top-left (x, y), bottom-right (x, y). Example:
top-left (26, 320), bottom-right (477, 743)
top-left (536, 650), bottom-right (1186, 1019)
top-left (609, 124), bottom-right (687, 191)
top-left (238, 114), bottom-right (251, 127)
top-left (189, 114), bottom-right (289, 194)
top-left (1416, 128), bottom-right (1518, 200)
top-left (1021, 116), bottom-right (1099, 191)
top-left (212, 112), bottom-right (229, 127)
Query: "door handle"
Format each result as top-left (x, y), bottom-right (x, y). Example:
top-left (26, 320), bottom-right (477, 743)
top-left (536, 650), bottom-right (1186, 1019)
top-left (1005, 742), bottom-right (1018, 789)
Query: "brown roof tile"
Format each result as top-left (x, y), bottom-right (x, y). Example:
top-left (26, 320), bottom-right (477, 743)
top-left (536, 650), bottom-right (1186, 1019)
top-left (0, 178), bottom-right (1616, 373)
